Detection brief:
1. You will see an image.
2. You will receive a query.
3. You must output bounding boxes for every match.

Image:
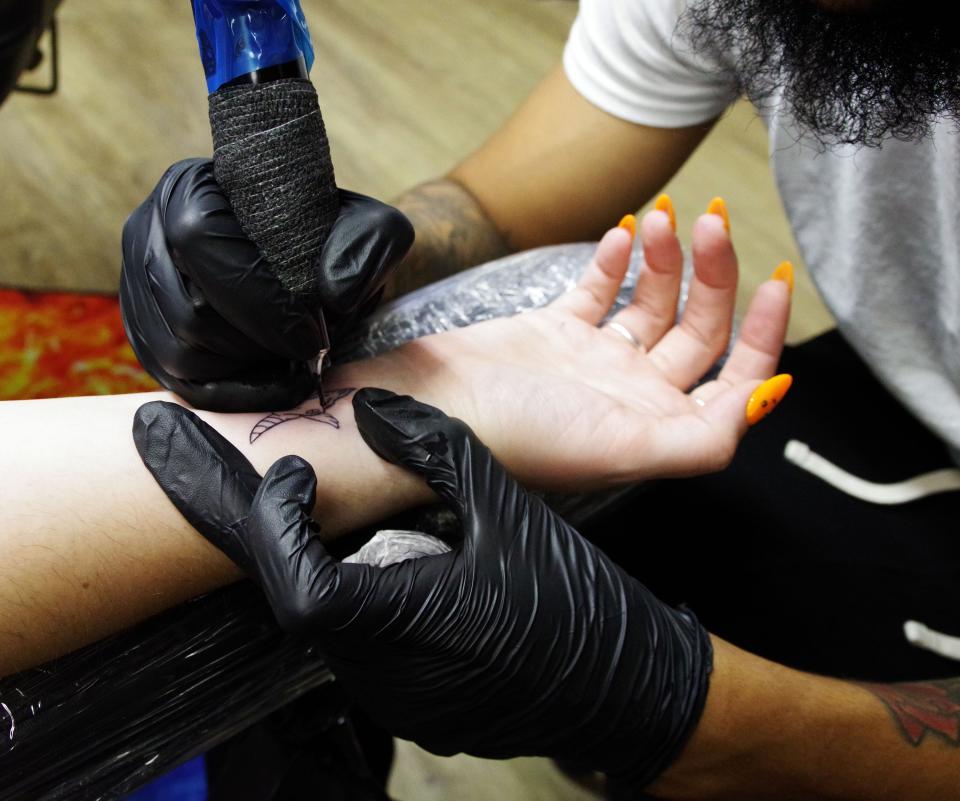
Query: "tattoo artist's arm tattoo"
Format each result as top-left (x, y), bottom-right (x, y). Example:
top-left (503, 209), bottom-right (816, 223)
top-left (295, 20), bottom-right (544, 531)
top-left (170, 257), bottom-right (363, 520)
top-left (389, 178), bottom-right (511, 298)
top-left (860, 679), bottom-right (960, 746)
top-left (250, 387), bottom-right (355, 444)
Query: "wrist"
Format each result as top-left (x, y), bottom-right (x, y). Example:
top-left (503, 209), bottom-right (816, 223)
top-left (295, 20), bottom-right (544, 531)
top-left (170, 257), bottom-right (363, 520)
top-left (316, 348), bottom-right (451, 534)
top-left (649, 638), bottom-right (826, 801)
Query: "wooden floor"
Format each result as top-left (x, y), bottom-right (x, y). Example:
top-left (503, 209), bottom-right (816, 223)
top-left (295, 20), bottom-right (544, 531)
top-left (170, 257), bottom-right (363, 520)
top-left (0, 2), bottom-right (835, 798)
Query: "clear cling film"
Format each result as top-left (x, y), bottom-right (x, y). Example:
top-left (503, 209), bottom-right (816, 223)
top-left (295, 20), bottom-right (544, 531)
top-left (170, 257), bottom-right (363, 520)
top-left (191, 0), bottom-right (315, 93)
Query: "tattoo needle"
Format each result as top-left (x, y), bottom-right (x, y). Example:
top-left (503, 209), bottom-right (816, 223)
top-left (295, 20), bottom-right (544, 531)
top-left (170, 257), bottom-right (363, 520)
top-left (312, 309), bottom-right (331, 411)
top-left (316, 363), bottom-right (326, 410)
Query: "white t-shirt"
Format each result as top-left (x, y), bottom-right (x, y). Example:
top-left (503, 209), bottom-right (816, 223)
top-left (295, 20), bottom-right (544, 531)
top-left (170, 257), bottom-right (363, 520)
top-left (564, 0), bottom-right (960, 458)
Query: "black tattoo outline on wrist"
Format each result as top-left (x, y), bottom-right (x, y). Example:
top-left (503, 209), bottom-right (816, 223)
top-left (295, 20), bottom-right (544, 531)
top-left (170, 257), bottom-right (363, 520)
top-left (859, 679), bottom-right (960, 747)
top-left (250, 387), bottom-right (355, 444)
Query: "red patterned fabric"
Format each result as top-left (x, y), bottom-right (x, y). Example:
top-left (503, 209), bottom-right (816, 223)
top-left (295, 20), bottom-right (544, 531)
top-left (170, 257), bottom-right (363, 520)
top-left (0, 289), bottom-right (157, 399)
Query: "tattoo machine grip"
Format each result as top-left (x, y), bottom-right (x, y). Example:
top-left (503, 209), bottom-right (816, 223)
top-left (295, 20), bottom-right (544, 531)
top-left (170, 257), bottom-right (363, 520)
top-left (208, 77), bottom-right (339, 303)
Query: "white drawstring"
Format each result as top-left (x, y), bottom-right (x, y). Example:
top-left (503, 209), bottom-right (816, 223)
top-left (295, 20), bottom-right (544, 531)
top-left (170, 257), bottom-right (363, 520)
top-left (783, 441), bottom-right (960, 661)
top-left (904, 621), bottom-right (960, 662)
top-left (784, 440), bottom-right (960, 505)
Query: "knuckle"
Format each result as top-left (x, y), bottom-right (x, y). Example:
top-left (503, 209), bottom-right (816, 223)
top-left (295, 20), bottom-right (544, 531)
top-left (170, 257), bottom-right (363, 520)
top-left (273, 592), bottom-right (318, 634)
top-left (437, 413), bottom-right (472, 445)
top-left (713, 433), bottom-right (739, 471)
top-left (633, 297), bottom-right (673, 332)
top-left (361, 205), bottom-right (416, 260)
top-left (164, 200), bottom-right (206, 256)
top-left (161, 161), bottom-right (218, 257)
top-left (683, 315), bottom-right (730, 359)
top-left (384, 207), bottom-right (416, 245)
top-left (277, 454), bottom-right (312, 474)
top-left (574, 284), bottom-right (605, 312)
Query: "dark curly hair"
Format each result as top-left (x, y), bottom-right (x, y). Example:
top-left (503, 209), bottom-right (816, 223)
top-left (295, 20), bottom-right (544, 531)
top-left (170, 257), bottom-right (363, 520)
top-left (681, 0), bottom-right (960, 148)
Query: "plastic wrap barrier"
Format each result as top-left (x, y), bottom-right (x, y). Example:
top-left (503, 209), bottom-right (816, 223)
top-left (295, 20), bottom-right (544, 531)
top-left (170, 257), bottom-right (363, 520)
top-left (0, 242), bottom-right (721, 799)
top-left (0, 585), bottom-right (332, 800)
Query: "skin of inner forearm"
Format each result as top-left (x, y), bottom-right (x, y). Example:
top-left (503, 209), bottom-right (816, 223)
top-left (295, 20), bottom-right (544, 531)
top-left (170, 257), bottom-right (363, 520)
top-left (0, 355), bottom-right (432, 677)
top-left (652, 638), bottom-right (960, 801)
top-left (388, 177), bottom-right (511, 299)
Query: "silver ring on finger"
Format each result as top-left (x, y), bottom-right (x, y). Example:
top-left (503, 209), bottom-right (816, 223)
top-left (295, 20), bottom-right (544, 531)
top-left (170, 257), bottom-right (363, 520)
top-left (606, 321), bottom-right (642, 350)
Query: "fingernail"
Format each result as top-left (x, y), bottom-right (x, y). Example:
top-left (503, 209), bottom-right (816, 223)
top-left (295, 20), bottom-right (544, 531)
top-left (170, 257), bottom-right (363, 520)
top-left (706, 196), bottom-right (730, 235)
top-left (655, 193), bottom-right (676, 232)
top-left (746, 374), bottom-right (792, 426)
top-left (771, 260), bottom-right (795, 294)
top-left (618, 214), bottom-right (637, 240)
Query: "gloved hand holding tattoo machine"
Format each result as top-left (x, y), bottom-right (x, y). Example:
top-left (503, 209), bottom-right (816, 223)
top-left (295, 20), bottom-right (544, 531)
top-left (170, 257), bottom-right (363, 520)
top-left (133, 390), bottom-right (712, 800)
top-left (120, 0), bottom-right (413, 412)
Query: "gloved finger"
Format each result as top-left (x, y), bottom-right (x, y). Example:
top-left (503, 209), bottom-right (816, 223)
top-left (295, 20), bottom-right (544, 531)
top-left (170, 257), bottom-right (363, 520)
top-left (156, 360), bottom-right (318, 414)
top-left (353, 388), bottom-right (529, 544)
top-left (132, 401), bottom-right (262, 573)
top-left (315, 190), bottom-right (415, 318)
top-left (161, 159), bottom-right (322, 362)
top-left (246, 455), bottom-right (377, 633)
top-left (350, 286), bottom-right (385, 323)
top-left (122, 265), bottom-right (317, 412)
top-left (326, 287), bottom-right (386, 354)
top-left (128, 197), bottom-right (297, 376)
top-left (121, 200), bottom-right (281, 382)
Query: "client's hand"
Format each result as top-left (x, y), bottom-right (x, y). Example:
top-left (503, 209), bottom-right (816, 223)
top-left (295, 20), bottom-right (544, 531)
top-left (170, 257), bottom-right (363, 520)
top-left (134, 391), bottom-right (713, 798)
top-left (386, 209), bottom-right (791, 488)
top-left (120, 159), bottom-right (414, 413)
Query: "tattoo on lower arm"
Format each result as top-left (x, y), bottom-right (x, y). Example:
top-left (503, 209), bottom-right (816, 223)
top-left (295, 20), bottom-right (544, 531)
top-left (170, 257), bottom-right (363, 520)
top-left (389, 178), bottom-right (510, 298)
top-left (860, 679), bottom-right (960, 746)
top-left (249, 388), bottom-right (355, 444)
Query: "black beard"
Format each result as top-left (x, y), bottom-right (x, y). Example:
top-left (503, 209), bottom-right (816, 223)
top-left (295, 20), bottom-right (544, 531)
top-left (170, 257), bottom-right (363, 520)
top-left (682, 0), bottom-right (960, 148)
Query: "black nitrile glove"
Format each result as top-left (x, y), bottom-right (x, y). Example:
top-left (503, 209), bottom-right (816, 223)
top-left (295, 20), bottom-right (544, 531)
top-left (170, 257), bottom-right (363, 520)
top-left (120, 159), bottom-right (414, 412)
top-left (132, 390), bottom-right (712, 798)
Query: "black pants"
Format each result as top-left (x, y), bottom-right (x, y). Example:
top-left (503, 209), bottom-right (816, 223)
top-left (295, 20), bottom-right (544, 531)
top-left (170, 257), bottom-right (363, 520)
top-left (587, 329), bottom-right (959, 682)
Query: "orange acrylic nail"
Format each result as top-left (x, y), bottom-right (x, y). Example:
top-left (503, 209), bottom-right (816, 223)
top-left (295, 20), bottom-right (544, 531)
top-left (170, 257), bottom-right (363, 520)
top-left (618, 213), bottom-right (637, 239)
top-left (771, 260), bottom-right (795, 293)
top-left (706, 196), bottom-right (730, 234)
top-left (746, 374), bottom-right (793, 426)
top-left (655, 193), bottom-right (677, 232)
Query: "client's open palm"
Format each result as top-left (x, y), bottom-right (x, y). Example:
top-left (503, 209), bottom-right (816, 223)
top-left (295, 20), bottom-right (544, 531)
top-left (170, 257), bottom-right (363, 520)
top-left (400, 206), bottom-right (791, 489)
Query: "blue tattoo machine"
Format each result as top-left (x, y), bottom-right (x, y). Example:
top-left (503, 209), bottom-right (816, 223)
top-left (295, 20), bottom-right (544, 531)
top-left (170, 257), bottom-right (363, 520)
top-left (191, 0), bottom-right (334, 387)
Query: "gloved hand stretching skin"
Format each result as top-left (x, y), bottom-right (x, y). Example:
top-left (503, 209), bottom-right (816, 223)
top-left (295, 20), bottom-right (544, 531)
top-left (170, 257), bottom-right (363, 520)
top-left (119, 159), bottom-right (414, 412)
top-left (133, 393), bottom-right (960, 801)
top-left (133, 390), bottom-right (713, 797)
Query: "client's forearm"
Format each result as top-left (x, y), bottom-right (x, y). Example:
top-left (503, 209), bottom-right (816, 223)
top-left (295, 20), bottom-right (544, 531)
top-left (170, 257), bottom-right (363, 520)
top-left (653, 639), bottom-right (960, 800)
top-left (0, 355), bottom-right (431, 676)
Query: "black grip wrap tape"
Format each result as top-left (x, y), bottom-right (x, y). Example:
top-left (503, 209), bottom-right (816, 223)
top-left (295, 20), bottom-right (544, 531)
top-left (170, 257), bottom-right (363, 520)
top-left (209, 78), bottom-right (339, 302)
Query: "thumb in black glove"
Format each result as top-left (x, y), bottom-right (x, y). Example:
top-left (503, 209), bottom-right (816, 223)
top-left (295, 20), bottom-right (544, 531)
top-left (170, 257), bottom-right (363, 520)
top-left (120, 159), bottom-right (414, 412)
top-left (132, 391), bottom-right (712, 797)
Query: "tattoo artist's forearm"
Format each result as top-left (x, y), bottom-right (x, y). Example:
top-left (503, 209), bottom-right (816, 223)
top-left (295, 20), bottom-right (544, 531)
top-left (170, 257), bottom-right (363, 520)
top-left (654, 641), bottom-right (960, 801)
top-left (389, 178), bottom-right (511, 298)
top-left (859, 679), bottom-right (960, 748)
